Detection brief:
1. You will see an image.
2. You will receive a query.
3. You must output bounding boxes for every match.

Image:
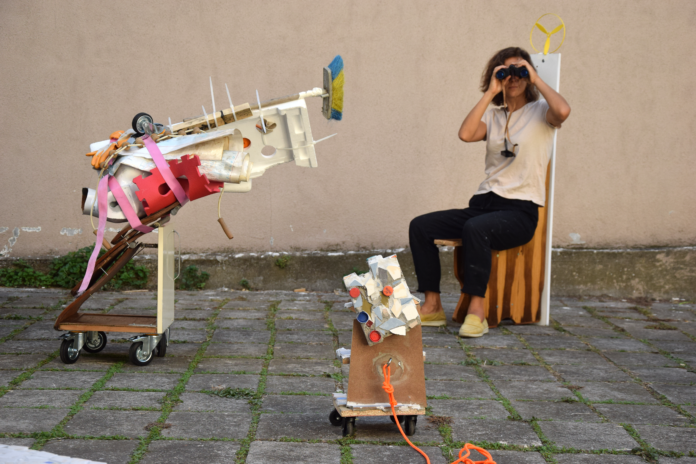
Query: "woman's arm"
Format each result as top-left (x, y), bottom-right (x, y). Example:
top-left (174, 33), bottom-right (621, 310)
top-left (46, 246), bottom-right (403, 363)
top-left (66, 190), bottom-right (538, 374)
top-left (517, 59), bottom-right (571, 127)
top-left (459, 65), bottom-right (507, 142)
top-left (458, 92), bottom-right (493, 142)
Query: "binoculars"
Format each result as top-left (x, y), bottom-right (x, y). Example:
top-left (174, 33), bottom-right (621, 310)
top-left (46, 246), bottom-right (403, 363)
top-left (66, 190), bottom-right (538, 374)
top-left (495, 65), bottom-right (529, 80)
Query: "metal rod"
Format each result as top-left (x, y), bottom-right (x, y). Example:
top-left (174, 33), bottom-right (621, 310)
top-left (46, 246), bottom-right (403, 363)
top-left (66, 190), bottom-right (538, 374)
top-left (209, 77), bottom-right (218, 128)
top-left (201, 106), bottom-right (211, 130)
top-left (255, 90), bottom-right (266, 133)
top-left (225, 84), bottom-right (237, 121)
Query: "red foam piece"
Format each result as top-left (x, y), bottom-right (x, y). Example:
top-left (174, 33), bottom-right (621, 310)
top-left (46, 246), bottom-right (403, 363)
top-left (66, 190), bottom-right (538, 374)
top-left (133, 167), bottom-right (176, 216)
top-left (133, 154), bottom-right (223, 216)
top-left (169, 155), bottom-right (223, 201)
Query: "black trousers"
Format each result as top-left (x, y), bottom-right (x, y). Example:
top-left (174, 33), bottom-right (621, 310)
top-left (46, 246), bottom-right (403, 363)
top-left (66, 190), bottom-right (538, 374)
top-left (409, 192), bottom-right (539, 297)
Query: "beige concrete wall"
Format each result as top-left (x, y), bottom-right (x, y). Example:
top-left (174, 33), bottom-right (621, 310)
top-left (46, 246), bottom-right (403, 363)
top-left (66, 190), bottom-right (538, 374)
top-left (1, 0), bottom-right (695, 257)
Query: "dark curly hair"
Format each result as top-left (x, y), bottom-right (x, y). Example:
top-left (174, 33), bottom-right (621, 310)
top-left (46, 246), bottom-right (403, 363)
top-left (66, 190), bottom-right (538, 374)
top-left (480, 47), bottom-right (539, 107)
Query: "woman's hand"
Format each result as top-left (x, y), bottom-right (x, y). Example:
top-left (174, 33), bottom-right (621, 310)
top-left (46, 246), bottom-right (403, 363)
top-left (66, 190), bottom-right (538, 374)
top-left (486, 65), bottom-right (508, 97)
top-left (514, 59), bottom-right (540, 86)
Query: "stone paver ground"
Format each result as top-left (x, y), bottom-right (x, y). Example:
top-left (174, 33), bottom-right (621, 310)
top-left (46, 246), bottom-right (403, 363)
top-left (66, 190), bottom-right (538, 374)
top-left (0, 288), bottom-right (694, 463)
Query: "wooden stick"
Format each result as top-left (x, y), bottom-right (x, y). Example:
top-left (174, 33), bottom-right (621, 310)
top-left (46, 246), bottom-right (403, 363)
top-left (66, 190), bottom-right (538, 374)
top-left (93, 229), bottom-right (112, 250)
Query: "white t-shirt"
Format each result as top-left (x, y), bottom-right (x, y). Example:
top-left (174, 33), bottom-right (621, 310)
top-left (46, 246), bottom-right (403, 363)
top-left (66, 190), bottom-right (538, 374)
top-left (476, 99), bottom-right (556, 207)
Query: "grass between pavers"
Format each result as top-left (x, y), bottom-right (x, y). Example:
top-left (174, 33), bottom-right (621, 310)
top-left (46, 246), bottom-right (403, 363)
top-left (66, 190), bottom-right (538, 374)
top-left (126, 297), bottom-right (229, 464)
top-left (0, 299), bottom-right (66, 397)
top-left (634, 306), bottom-right (696, 345)
top-left (99, 298), bottom-right (127, 314)
top-left (581, 305), bottom-right (696, 426)
top-left (458, 337), bottom-right (523, 422)
top-left (636, 338), bottom-right (695, 370)
top-left (531, 326), bottom-right (666, 462)
top-left (0, 298), bottom-right (66, 344)
top-left (499, 319), bottom-right (689, 463)
top-left (323, 300), bottom-right (355, 463)
top-left (459, 332), bottom-right (569, 463)
top-left (503, 325), bottom-right (612, 424)
top-left (0, 351), bottom-right (60, 400)
top-left (28, 360), bottom-right (125, 448)
top-left (322, 300), bottom-right (346, 390)
top-left (0, 296), bottom-right (20, 307)
top-left (621, 422), bottom-right (686, 462)
top-left (232, 301), bottom-right (278, 464)
top-left (3, 293), bottom-right (693, 462)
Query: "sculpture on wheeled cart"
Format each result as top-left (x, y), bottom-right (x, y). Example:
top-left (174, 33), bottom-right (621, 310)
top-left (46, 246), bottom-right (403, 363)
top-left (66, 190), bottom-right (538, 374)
top-left (54, 56), bottom-right (344, 365)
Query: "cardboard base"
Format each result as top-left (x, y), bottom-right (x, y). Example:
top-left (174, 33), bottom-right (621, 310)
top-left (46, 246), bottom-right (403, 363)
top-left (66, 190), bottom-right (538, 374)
top-left (346, 320), bottom-right (427, 408)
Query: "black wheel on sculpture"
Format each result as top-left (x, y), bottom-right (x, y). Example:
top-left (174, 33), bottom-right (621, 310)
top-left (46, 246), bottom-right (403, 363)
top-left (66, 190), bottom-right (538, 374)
top-left (132, 112), bottom-right (153, 137)
top-left (155, 333), bottom-right (167, 357)
top-left (342, 417), bottom-right (355, 437)
top-left (389, 415), bottom-right (405, 424)
top-left (60, 339), bottom-right (80, 364)
top-left (83, 332), bottom-right (107, 354)
top-left (404, 416), bottom-right (417, 436)
top-left (329, 409), bottom-right (343, 426)
top-left (129, 342), bottom-right (153, 366)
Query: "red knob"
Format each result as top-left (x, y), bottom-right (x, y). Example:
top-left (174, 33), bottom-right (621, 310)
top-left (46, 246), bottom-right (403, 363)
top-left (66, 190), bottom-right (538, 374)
top-left (383, 286), bottom-right (393, 296)
top-left (369, 331), bottom-right (381, 342)
top-left (349, 288), bottom-right (361, 298)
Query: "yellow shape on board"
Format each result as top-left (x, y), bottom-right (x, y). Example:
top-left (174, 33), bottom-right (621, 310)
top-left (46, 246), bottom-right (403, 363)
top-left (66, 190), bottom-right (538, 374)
top-left (530, 13), bottom-right (566, 55)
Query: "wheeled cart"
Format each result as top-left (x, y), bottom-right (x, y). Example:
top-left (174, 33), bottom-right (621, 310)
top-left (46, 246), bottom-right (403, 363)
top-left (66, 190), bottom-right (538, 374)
top-left (328, 320), bottom-right (427, 437)
top-left (329, 393), bottom-right (425, 437)
top-left (54, 218), bottom-right (178, 366)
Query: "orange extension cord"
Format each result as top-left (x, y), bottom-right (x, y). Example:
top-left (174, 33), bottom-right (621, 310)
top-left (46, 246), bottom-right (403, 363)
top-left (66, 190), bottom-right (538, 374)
top-left (381, 363), bottom-right (496, 464)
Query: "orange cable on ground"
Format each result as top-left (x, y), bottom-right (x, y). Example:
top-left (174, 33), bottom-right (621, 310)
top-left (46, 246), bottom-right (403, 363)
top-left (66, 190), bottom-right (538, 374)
top-left (381, 363), bottom-right (497, 464)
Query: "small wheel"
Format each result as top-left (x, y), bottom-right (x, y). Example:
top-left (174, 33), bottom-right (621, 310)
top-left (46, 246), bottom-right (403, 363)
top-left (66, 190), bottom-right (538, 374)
top-left (59, 339), bottom-right (80, 364)
top-left (132, 112), bottom-right (153, 136)
top-left (83, 332), bottom-right (107, 354)
top-left (329, 409), bottom-right (343, 426)
top-left (342, 417), bottom-right (355, 437)
top-left (404, 416), bottom-right (417, 436)
top-left (129, 341), bottom-right (153, 366)
top-left (389, 415), bottom-right (405, 424)
top-left (155, 333), bottom-right (167, 358)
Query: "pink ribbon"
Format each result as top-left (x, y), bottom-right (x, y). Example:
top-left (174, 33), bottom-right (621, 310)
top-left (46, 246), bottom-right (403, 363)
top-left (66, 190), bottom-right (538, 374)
top-left (77, 175), bottom-right (109, 295)
top-left (107, 177), bottom-right (154, 233)
top-left (78, 136), bottom-right (187, 295)
top-left (142, 135), bottom-right (188, 206)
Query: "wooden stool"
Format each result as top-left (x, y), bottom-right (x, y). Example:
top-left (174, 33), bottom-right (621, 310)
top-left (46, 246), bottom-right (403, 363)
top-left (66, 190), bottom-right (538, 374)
top-left (435, 166), bottom-right (551, 328)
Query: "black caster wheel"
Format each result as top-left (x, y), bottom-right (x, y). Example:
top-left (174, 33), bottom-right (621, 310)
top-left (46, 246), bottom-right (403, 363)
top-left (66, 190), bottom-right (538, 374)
top-left (404, 415), bottom-right (417, 436)
top-left (389, 415), bottom-right (405, 424)
top-left (129, 341), bottom-right (153, 366)
top-left (59, 339), bottom-right (80, 364)
top-left (342, 417), bottom-right (355, 437)
top-left (132, 112), bottom-right (153, 137)
top-left (329, 409), bottom-right (343, 426)
top-left (83, 332), bottom-right (107, 354)
top-left (155, 333), bottom-right (167, 358)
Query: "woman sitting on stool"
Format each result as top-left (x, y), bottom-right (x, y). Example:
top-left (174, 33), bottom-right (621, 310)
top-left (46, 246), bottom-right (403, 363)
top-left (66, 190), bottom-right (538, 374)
top-left (410, 46), bottom-right (570, 337)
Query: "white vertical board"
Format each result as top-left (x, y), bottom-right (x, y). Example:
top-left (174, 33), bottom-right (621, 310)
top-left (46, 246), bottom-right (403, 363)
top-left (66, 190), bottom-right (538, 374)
top-left (530, 53), bottom-right (561, 326)
top-left (157, 225), bottom-right (176, 333)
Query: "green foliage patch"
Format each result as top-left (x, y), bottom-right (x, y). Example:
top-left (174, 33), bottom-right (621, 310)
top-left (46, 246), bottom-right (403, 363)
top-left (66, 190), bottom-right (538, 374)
top-left (274, 256), bottom-right (291, 269)
top-left (0, 260), bottom-right (53, 287)
top-left (344, 266), bottom-right (368, 277)
top-left (0, 245), bottom-right (149, 290)
top-left (177, 265), bottom-right (210, 290)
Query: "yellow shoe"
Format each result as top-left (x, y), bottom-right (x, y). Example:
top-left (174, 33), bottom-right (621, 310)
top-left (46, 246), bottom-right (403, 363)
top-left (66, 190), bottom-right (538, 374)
top-left (459, 314), bottom-right (489, 338)
top-left (420, 309), bottom-right (447, 327)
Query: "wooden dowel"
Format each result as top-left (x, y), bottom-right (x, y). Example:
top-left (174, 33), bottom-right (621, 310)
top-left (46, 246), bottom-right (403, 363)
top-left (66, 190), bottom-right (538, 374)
top-left (93, 229), bottom-right (112, 250)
